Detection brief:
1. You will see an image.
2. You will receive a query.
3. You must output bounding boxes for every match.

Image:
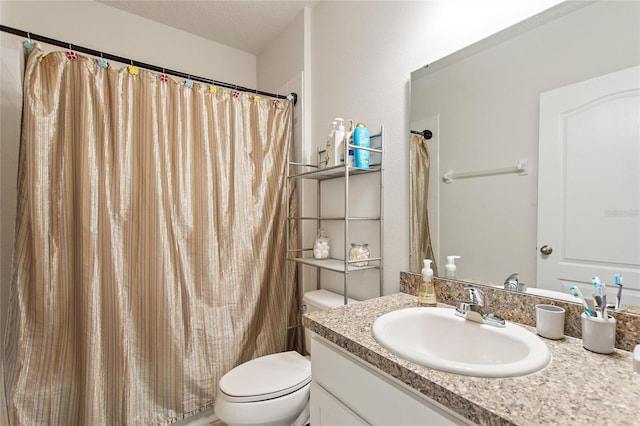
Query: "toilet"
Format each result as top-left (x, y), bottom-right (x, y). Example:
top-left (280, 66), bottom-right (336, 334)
top-left (215, 289), bottom-right (355, 426)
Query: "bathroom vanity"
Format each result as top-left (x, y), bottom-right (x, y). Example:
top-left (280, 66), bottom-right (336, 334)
top-left (303, 292), bottom-right (640, 425)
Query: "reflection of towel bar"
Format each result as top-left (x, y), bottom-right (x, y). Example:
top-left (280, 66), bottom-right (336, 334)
top-left (443, 160), bottom-right (529, 184)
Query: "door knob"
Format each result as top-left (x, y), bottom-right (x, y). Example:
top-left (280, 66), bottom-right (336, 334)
top-left (540, 245), bottom-right (553, 255)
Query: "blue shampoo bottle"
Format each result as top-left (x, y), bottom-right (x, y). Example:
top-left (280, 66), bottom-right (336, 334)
top-left (353, 122), bottom-right (370, 169)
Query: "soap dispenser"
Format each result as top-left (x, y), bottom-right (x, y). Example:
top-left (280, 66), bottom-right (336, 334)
top-left (418, 259), bottom-right (437, 307)
top-left (445, 256), bottom-right (460, 280)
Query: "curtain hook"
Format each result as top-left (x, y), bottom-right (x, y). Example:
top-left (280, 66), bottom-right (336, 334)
top-left (128, 59), bottom-right (138, 75)
top-left (97, 51), bottom-right (108, 68)
top-left (66, 43), bottom-right (77, 60)
top-left (23, 32), bottom-right (35, 50)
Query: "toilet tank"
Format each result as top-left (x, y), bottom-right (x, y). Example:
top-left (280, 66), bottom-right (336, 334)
top-left (302, 289), bottom-right (356, 355)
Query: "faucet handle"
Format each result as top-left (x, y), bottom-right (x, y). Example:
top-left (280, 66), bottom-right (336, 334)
top-left (504, 272), bottom-right (519, 284)
top-left (503, 272), bottom-right (527, 292)
top-left (463, 286), bottom-right (484, 306)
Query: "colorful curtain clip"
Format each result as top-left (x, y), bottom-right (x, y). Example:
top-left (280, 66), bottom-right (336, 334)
top-left (209, 86), bottom-right (217, 94)
top-left (253, 95), bottom-right (261, 103)
top-left (97, 57), bottom-right (108, 69)
top-left (128, 65), bottom-right (139, 75)
top-left (23, 34), bottom-right (35, 50)
top-left (185, 79), bottom-right (194, 89)
top-left (232, 90), bottom-right (240, 99)
top-left (66, 43), bottom-right (77, 60)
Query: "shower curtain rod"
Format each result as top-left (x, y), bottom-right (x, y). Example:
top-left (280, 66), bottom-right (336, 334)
top-left (0, 25), bottom-right (297, 105)
top-left (411, 129), bottom-right (432, 139)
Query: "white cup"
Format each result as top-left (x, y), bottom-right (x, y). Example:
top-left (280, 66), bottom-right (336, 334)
top-left (581, 313), bottom-right (616, 354)
top-left (535, 304), bottom-right (565, 340)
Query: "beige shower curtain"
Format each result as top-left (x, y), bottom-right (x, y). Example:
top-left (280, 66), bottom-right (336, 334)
top-left (3, 46), bottom-right (295, 425)
top-left (410, 134), bottom-right (437, 275)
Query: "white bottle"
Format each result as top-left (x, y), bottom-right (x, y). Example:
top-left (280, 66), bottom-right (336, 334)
top-left (418, 259), bottom-right (437, 306)
top-left (445, 256), bottom-right (460, 279)
top-left (326, 121), bottom-right (336, 148)
top-left (325, 120), bottom-right (337, 166)
top-left (331, 118), bottom-right (346, 167)
top-left (343, 119), bottom-right (355, 166)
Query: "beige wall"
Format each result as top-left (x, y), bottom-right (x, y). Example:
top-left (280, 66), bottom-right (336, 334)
top-left (257, 9), bottom-right (305, 93)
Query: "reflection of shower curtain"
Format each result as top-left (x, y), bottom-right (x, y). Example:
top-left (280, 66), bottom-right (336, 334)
top-left (410, 134), bottom-right (437, 275)
top-left (3, 46), bottom-right (295, 425)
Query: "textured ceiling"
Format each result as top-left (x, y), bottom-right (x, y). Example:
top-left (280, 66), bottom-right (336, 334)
top-left (98, 0), bottom-right (317, 55)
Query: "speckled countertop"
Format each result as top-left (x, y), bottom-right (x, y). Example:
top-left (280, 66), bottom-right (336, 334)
top-left (302, 292), bottom-right (640, 425)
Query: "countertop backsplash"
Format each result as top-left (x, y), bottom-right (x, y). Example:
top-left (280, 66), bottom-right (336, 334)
top-left (400, 271), bottom-right (640, 352)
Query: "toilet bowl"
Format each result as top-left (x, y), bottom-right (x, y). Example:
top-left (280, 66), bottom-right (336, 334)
top-left (215, 289), bottom-right (355, 426)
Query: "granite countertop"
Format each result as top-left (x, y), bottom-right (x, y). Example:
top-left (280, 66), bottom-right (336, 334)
top-left (302, 292), bottom-right (640, 426)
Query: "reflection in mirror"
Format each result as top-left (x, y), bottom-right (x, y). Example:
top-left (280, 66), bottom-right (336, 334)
top-left (409, 1), bottom-right (640, 312)
top-left (409, 132), bottom-right (437, 275)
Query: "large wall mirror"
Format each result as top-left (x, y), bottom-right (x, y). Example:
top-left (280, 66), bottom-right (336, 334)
top-left (409, 1), bottom-right (640, 311)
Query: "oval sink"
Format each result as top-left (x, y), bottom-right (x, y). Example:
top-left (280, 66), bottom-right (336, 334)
top-left (372, 307), bottom-right (551, 378)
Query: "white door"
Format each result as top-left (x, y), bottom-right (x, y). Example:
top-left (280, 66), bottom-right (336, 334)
top-left (537, 65), bottom-right (640, 307)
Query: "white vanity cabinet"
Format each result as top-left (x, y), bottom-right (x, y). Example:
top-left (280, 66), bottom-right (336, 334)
top-left (310, 337), bottom-right (472, 425)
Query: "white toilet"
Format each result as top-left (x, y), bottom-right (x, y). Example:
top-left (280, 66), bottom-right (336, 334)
top-left (215, 289), bottom-right (355, 426)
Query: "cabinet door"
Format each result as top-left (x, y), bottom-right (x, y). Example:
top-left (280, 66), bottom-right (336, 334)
top-left (310, 382), bottom-right (368, 426)
top-left (311, 337), bottom-right (470, 425)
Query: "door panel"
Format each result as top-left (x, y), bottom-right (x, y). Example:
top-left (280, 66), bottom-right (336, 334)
top-left (537, 65), bottom-right (640, 307)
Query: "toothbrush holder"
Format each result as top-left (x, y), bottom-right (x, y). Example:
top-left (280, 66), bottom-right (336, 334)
top-left (581, 313), bottom-right (616, 354)
top-left (535, 304), bottom-right (565, 340)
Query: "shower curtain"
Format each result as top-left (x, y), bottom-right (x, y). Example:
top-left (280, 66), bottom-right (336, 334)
top-left (3, 45), bottom-right (296, 425)
top-left (410, 134), bottom-right (437, 275)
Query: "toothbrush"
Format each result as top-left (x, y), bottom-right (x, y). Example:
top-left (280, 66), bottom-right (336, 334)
top-left (592, 277), bottom-right (603, 311)
top-left (569, 286), bottom-right (596, 317)
top-left (592, 278), bottom-right (607, 318)
top-left (614, 274), bottom-right (623, 310)
top-left (600, 283), bottom-right (607, 319)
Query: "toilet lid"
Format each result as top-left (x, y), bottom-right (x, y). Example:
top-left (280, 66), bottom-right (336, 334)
top-left (219, 351), bottom-right (311, 402)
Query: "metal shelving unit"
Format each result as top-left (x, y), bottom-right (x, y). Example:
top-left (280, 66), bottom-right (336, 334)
top-left (286, 126), bottom-right (384, 305)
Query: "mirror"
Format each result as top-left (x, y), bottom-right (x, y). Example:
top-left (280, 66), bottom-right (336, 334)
top-left (409, 1), bottom-right (640, 311)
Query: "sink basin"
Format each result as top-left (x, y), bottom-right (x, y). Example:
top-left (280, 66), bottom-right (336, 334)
top-left (372, 307), bottom-right (551, 378)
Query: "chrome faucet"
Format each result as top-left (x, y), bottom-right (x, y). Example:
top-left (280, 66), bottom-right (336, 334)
top-left (455, 286), bottom-right (505, 327)
top-left (504, 273), bottom-right (527, 293)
